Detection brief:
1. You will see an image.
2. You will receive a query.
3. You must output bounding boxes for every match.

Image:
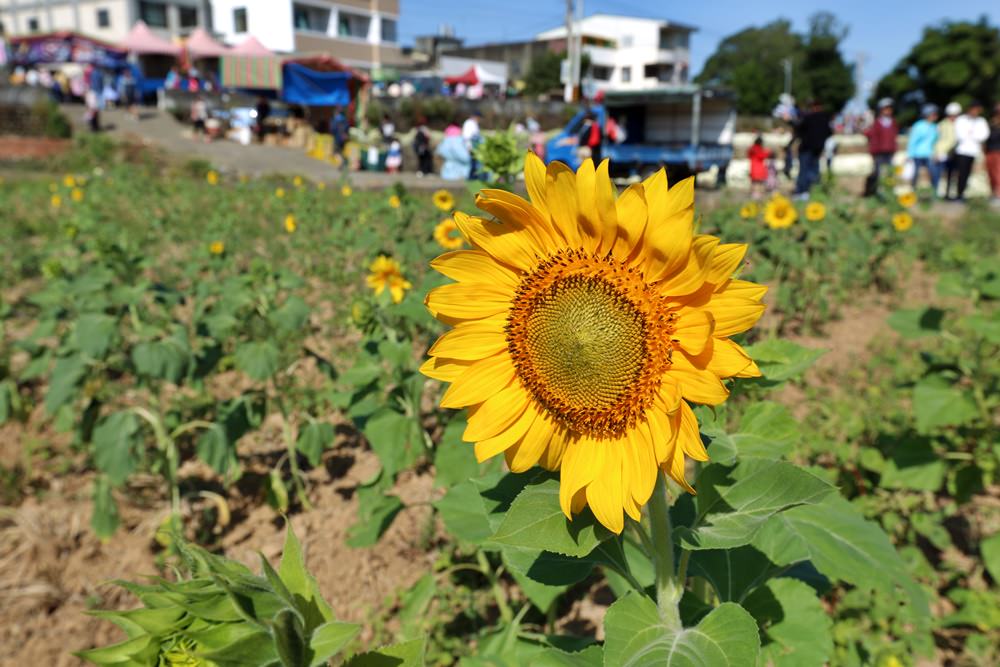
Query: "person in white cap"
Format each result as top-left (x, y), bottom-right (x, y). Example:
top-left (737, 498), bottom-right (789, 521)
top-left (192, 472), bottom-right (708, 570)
top-left (935, 102), bottom-right (961, 198)
top-left (952, 100), bottom-right (990, 201)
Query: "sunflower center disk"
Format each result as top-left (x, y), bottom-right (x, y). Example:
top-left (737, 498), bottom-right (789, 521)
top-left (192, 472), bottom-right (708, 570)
top-left (506, 251), bottom-right (675, 438)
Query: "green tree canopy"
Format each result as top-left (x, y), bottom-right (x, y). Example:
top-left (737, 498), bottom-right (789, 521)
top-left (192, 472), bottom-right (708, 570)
top-left (523, 51), bottom-right (563, 96)
top-left (695, 13), bottom-right (854, 116)
top-left (873, 17), bottom-right (1000, 123)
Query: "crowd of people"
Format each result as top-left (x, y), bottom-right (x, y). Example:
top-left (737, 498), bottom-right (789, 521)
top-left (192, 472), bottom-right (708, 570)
top-left (9, 63), bottom-right (140, 130)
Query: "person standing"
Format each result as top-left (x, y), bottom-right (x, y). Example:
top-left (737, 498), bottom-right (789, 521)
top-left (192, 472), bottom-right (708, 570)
top-left (984, 103), bottom-right (1000, 205)
top-left (254, 96), bottom-right (271, 143)
top-left (747, 135), bottom-right (771, 199)
top-left (794, 99), bottom-right (832, 197)
top-left (907, 104), bottom-right (939, 192)
top-left (412, 117), bottom-right (433, 176)
top-left (935, 102), bottom-right (961, 198)
top-left (462, 111), bottom-right (482, 179)
top-left (330, 106), bottom-right (350, 158)
top-left (863, 98), bottom-right (899, 197)
top-left (437, 124), bottom-right (471, 181)
top-left (952, 101), bottom-right (990, 202)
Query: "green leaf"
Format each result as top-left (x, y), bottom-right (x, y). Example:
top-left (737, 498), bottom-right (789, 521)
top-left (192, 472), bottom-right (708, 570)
top-left (887, 307), bottom-right (945, 339)
top-left (346, 638), bottom-right (426, 666)
top-left (434, 478), bottom-right (494, 544)
top-left (92, 411), bottom-right (141, 487)
top-left (234, 341), bottom-right (281, 381)
top-left (603, 593), bottom-right (760, 666)
top-left (433, 418), bottom-right (478, 489)
top-left (297, 422), bottom-right (335, 468)
top-left (91, 476), bottom-right (120, 538)
top-left (279, 523), bottom-right (334, 631)
top-left (363, 409), bottom-right (421, 480)
top-left (744, 578), bottom-right (833, 666)
top-left (688, 546), bottom-right (786, 603)
top-left (45, 354), bottom-right (87, 414)
top-left (270, 295), bottom-right (311, 333)
top-left (73, 313), bottom-right (118, 358)
top-left (347, 483), bottom-right (404, 547)
top-left (912, 377), bottom-right (978, 433)
top-left (879, 437), bottom-right (945, 492)
top-left (744, 339), bottom-right (826, 382)
top-left (132, 334), bottom-right (190, 383)
top-left (398, 574), bottom-right (436, 639)
top-left (310, 621), bottom-right (362, 666)
top-left (489, 478), bottom-right (612, 557)
top-left (272, 607), bottom-right (307, 667)
top-left (752, 495), bottom-right (929, 617)
top-left (979, 533), bottom-right (1000, 583)
top-left (196, 424), bottom-right (236, 475)
top-left (729, 401), bottom-right (799, 459)
top-left (678, 458), bottom-right (834, 550)
top-left (502, 547), bottom-right (596, 588)
top-left (74, 635), bottom-right (156, 665)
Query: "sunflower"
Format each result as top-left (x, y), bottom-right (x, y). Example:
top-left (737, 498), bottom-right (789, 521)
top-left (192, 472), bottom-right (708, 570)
top-left (284, 214), bottom-right (297, 233)
top-left (434, 218), bottom-right (464, 250)
top-left (209, 241), bottom-right (225, 255)
top-left (50, 194), bottom-right (62, 208)
top-left (63, 174), bottom-right (76, 188)
top-left (764, 195), bottom-right (797, 229)
top-left (421, 155), bottom-right (765, 534)
top-left (804, 201), bottom-right (826, 222)
top-left (739, 202), bottom-right (759, 219)
top-left (897, 191), bottom-right (917, 208)
top-left (49, 182), bottom-right (58, 193)
top-left (275, 187), bottom-right (286, 199)
top-left (71, 188), bottom-right (85, 203)
top-left (389, 194), bottom-right (402, 209)
top-left (206, 170), bottom-right (219, 186)
top-left (433, 189), bottom-right (455, 212)
top-left (367, 256), bottom-right (412, 304)
top-left (341, 185), bottom-right (353, 197)
top-left (892, 212), bottom-right (913, 231)
top-left (293, 176), bottom-right (304, 188)
top-left (317, 181), bottom-right (326, 191)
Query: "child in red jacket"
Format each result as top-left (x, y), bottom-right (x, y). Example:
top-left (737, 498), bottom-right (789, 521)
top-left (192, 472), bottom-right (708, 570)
top-left (748, 136), bottom-right (771, 198)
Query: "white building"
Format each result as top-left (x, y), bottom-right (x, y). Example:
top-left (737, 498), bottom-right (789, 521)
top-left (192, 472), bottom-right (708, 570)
top-left (535, 13), bottom-right (693, 91)
top-left (0, 0), bottom-right (210, 43)
top-left (210, 0), bottom-right (404, 68)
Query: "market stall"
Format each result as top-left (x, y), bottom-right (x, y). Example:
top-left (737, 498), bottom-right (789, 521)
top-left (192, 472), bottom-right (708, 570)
top-left (121, 20), bottom-right (181, 95)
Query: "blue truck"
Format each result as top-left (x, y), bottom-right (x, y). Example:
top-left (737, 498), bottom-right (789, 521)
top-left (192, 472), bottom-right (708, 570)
top-left (545, 85), bottom-right (736, 181)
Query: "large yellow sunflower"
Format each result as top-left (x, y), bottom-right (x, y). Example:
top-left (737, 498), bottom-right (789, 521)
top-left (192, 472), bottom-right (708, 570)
top-left (433, 189), bottom-right (456, 212)
top-left (764, 195), bottom-right (797, 229)
top-left (422, 154), bottom-right (765, 534)
top-left (367, 256), bottom-right (412, 303)
top-left (434, 218), bottom-right (465, 250)
top-left (804, 201), bottom-right (826, 222)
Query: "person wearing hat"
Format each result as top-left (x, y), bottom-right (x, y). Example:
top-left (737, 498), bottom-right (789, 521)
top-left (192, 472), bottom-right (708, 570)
top-left (985, 103), bottom-right (1000, 204)
top-left (863, 97), bottom-right (899, 197)
top-left (907, 104), bottom-right (939, 192)
top-left (952, 100), bottom-right (990, 202)
top-left (935, 102), bottom-right (962, 198)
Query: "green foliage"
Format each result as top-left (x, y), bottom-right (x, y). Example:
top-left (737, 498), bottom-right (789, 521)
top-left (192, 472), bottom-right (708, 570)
top-left (523, 51), bottom-right (564, 96)
top-left (472, 131), bottom-right (526, 184)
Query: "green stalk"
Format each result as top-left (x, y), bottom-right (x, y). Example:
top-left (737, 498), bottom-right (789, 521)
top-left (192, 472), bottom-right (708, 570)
top-left (648, 470), bottom-right (682, 631)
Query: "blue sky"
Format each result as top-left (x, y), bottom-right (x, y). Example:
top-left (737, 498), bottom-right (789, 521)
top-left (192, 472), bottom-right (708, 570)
top-left (399, 0), bottom-right (998, 90)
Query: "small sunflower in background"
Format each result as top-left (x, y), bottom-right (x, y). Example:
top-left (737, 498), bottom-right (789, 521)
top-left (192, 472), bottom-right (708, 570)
top-left (892, 212), bottom-right (913, 231)
top-left (434, 218), bottom-right (464, 250)
top-left (316, 181), bottom-right (326, 191)
top-left (367, 255), bottom-right (412, 303)
top-left (206, 170), bottom-right (219, 186)
top-left (805, 201), bottom-right (826, 222)
top-left (389, 194), bottom-right (402, 209)
top-left (433, 189), bottom-right (455, 212)
top-left (50, 194), bottom-right (62, 209)
top-left (63, 174), bottom-right (76, 188)
top-left (275, 187), bottom-right (286, 199)
top-left (284, 214), bottom-right (297, 233)
top-left (739, 202), bottom-right (759, 219)
top-left (71, 188), bottom-right (84, 203)
top-left (293, 175), bottom-right (304, 188)
top-left (341, 184), bottom-right (353, 197)
top-left (764, 195), bottom-right (797, 229)
top-left (49, 182), bottom-right (59, 193)
top-left (897, 191), bottom-right (917, 208)
top-left (209, 241), bottom-right (225, 255)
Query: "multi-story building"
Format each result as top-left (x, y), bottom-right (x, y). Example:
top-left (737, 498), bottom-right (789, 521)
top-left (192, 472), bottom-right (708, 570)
top-left (211, 0), bottom-right (404, 68)
top-left (446, 13), bottom-right (694, 92)
top-left (0, 0), bottom-right (211, 43)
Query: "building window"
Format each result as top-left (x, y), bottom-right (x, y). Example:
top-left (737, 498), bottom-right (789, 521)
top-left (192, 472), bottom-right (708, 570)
top-left (293, 3), bottom-right (330, 32)
top-left (138, 1), bottom-right (168, 28)
top-left (337, 11), bottom-right (370, 39)
top-left (96, 8), bottom-right (111, 28)
top-left (621, 35), bottom-right (633, 48)
top-left (591, 65), bottom-right (612, 81)
top-left (659, 28), bottom-right (687, 50)
top-left (381, 18), bottom-right (397, 43)
top-left (620, 66), bottom-right (631, 83)
top-left (233, 7), bottom-right (247, 33)
top-left (179, 7), bottom-right (198, 28)
top-left (644, 63), bottom-right (674, 82)
top-left (27, 17), bottom-right (40, 32)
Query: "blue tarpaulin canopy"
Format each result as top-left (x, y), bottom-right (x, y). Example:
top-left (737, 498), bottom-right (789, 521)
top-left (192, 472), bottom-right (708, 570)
top-left (281, 62), bottom-right (350, 106)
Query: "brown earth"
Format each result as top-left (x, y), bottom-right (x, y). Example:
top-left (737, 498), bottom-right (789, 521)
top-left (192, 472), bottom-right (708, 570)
top-left (0, 135), bottom-right (72, 161)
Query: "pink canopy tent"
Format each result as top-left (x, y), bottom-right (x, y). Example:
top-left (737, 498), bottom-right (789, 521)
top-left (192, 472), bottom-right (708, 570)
top-left (231, 35), bottom-right (272, 56)
top-left (121, 20), bottom-right (181, 56)
top-left (185, 28), bottom-right (230, 59)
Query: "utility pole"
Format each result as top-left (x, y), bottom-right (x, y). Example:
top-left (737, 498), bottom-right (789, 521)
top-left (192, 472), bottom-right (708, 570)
top-left (571, 0), bottom-right (583, 100)
top-left (854, 51), bottom-right (868, 110)
top-left (563, 0), bottom-right (575, 102)
top-left (782, 57), bottom-right (793, 97)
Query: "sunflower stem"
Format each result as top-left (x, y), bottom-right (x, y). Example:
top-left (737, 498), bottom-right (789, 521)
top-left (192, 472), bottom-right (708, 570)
top-left (649, 470), bottom-right (682, 631)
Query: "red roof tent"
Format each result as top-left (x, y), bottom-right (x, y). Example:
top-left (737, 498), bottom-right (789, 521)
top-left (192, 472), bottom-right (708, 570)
top-left (284, 54), bottom-right (369, 83)
top-left (121, 20), bottom-right (181, 55)
top-left (186, 27), bottom-right (230, 59)
top-left (445, 66), bottom-right (478, 86)
top-left (231, 35), bottom-right (272, 56)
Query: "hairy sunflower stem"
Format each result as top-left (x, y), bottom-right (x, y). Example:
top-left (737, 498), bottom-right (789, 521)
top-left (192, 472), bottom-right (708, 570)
top-left (649, 470), bottom-right (682, 631)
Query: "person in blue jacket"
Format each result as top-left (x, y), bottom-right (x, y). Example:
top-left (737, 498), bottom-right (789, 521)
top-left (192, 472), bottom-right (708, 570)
top-left (908, 104), bottom-right (940, 191)
top-left (436, 124), bottom-right (471, 181)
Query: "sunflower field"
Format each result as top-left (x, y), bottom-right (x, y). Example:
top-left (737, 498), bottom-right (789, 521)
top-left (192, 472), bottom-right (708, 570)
top-left (1, 134), bottom-right (999, 667)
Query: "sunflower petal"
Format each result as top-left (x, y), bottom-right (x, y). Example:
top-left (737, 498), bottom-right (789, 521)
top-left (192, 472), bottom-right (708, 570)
top-left (594, 159), bottom-right (619, 253)
top-left (474, 399), bottom-right (539, 462)
top-left (524, 151), bottom-right (550, 218)
top-left (587, 442), bottom-right (625, 533)
top-left (464, 383), bottom-right (530, 442)
top-left (508, 410), bottom-right (556, 472)
top-left (704, 293), bottom-right (767, 337)
top-left (476, 188), bottom-right (558, 247)
top-left (706, 243), bottom-right (747, 285)
top-left (545, 161), bottom-right (583, 248)
top-left (678, 401), bottom-right (709, 461)
top-left (613, 183), bottom-right (648, 259)
top-left (575, 159), bottom-right (602, 253)
top-left (425, 282), bottom-right (511, 321)
top-left (673, 309), bottom-right (715, 356)
top-left (428, 321), bottom-right (507, 360)
top-left (420, 356), bottom-right (473, 382)
top-left (454, 211), bottom-right (543, 271)
top-left (559, 436), bottom-right (603, 519)
top-left (440, 353), bottom-right (516, 408)
top-left (658, 235), bottom-right (719, 297)
top-left (707, 338), bottom-right (759, 379)
top-left (431, 250), bottom-right (520, 286)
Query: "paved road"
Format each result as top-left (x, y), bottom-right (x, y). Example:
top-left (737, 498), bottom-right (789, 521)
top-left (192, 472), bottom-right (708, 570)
top-left (66, 105), bottom-right (458, 190)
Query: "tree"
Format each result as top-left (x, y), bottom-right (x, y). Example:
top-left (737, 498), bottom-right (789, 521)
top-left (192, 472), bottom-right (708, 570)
top-left (873, 17), bottom-right (1000, 123)
top-left (523, 51), bottom-right (563, 96)
top-left (696, 14), bottom-right (855, 116)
